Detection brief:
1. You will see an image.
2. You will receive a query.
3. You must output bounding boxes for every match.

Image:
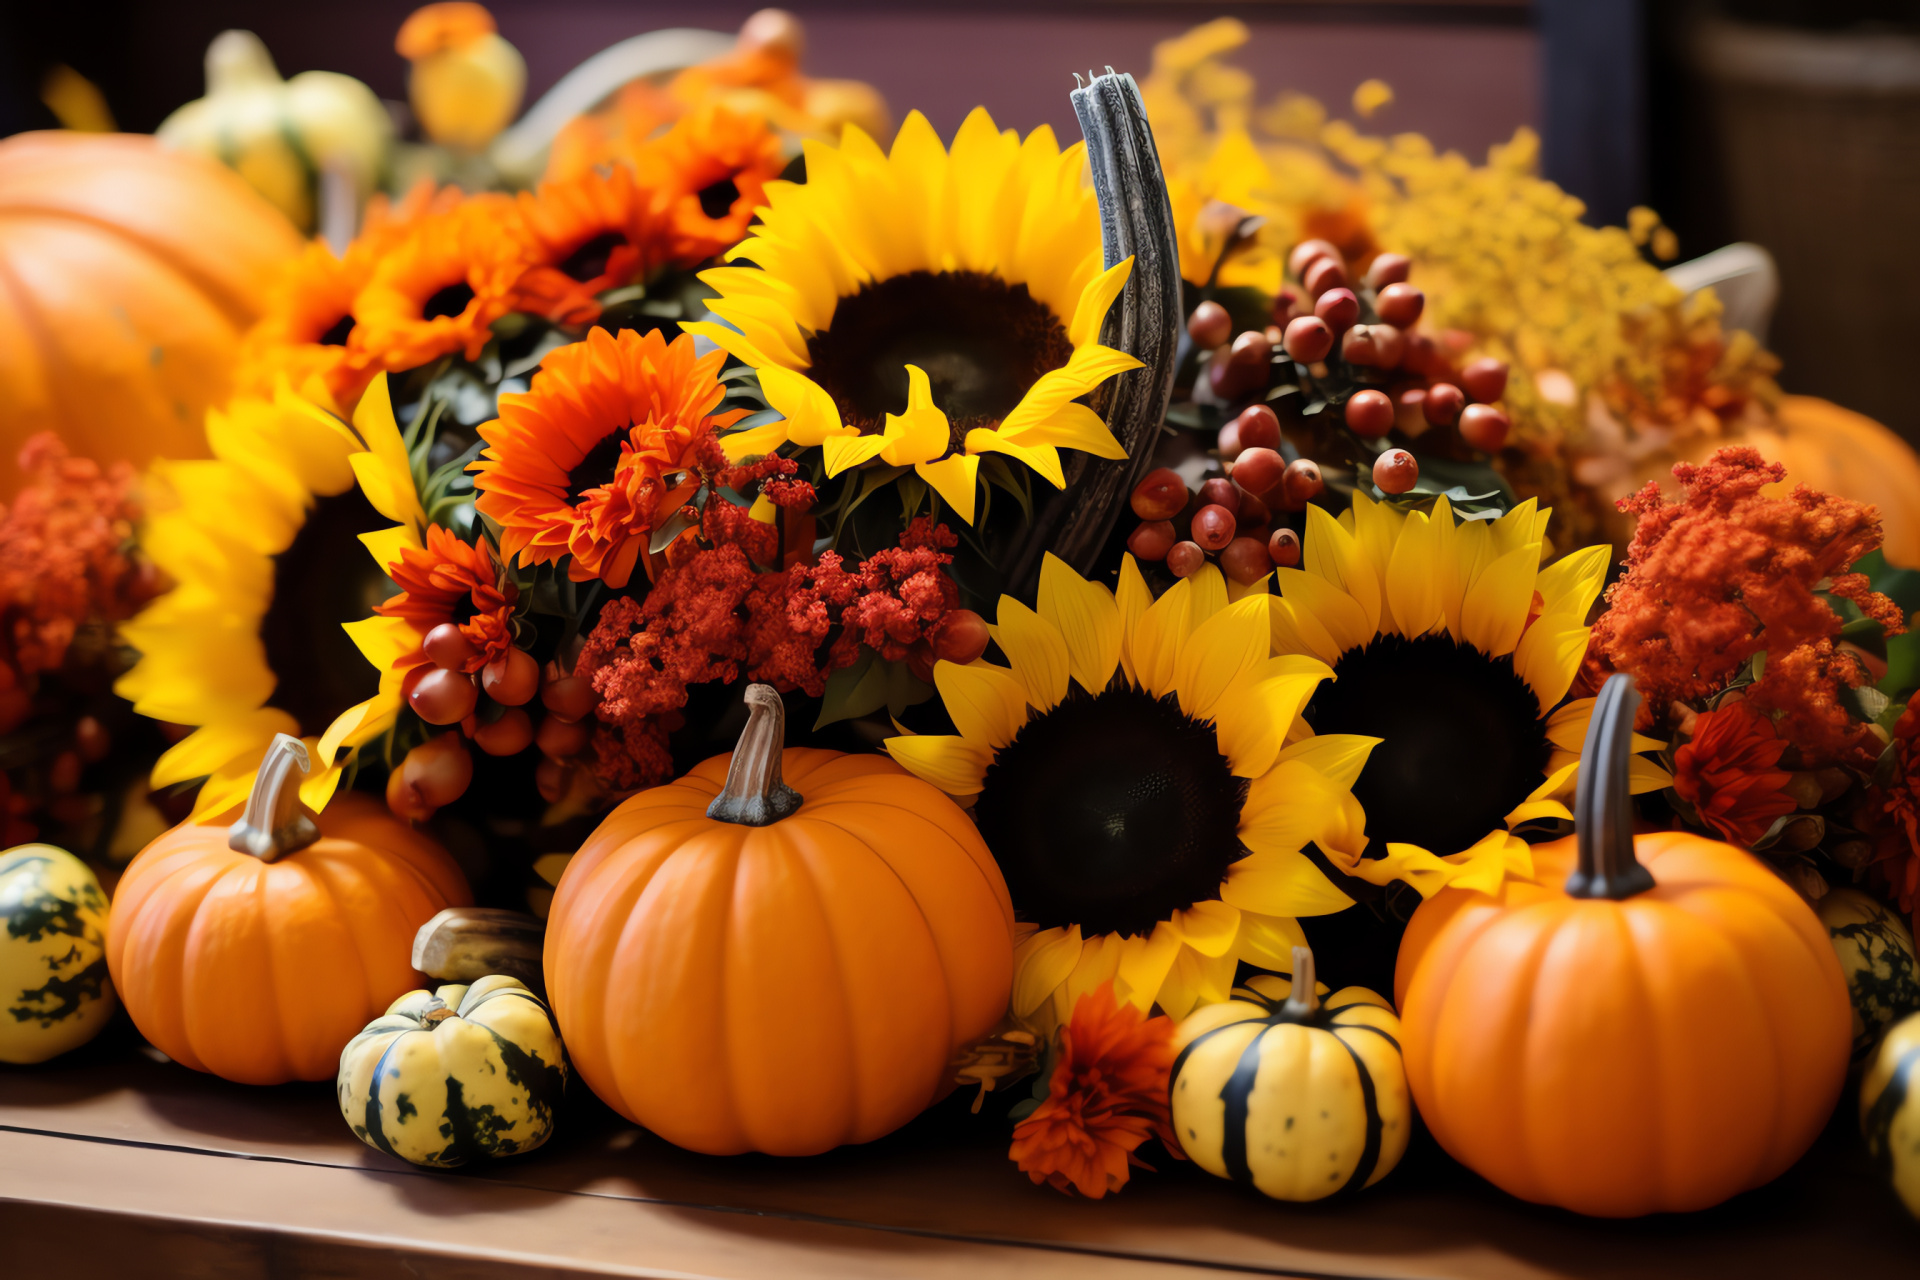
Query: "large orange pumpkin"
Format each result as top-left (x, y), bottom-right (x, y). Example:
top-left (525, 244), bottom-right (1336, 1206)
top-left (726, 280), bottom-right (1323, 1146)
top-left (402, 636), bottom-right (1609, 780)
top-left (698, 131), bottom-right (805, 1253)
top-left (543, 684), bottom-right (1015, 1156)
top-left (0, 131), bottom-right (303, 493)
top-left (1394, 674), bottom-right (1851, 1217)
top-left (107, 735), bottom-right (470, 1084)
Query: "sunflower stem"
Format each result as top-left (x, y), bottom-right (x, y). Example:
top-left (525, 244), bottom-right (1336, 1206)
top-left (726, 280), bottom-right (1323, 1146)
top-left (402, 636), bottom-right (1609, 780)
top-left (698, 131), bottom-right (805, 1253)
top-left (1565, 673), bottom-right (1656, 900)
top-left (1283, 945), bottom-right (1321, 1018)
top-left (228, 733), bottom-right (321, 862)
top-left (706, 684), bottom-right (803, 826)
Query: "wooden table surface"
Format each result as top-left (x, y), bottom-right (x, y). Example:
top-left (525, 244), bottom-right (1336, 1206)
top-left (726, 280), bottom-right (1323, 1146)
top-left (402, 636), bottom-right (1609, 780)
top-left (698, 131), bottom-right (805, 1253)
top-left (3, 1021), bottom-right (1916, 1279)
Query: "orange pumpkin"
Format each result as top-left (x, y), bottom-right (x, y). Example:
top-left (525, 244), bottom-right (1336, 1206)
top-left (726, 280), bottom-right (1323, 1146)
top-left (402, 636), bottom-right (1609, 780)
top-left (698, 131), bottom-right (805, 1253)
top-left (543, 684), bottom-right (1015, 1156)
top-left (106, 735), bottom-right (470, 1084)
top-left (0, 132), bottom-right (303, 493)
top-left (1739, 395), bottom-right (1920, 570)
top-left (1394, 674), bottom-right (1851, 1217)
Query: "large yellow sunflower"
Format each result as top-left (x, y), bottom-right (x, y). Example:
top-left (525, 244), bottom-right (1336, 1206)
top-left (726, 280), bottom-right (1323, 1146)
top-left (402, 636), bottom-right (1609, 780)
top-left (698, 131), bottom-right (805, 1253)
top-left (1269, 492), bottom-right (1670, 897)
top-left (681, 108), bottom-right (1142, 524)
top-left (885, 554), bottom-right (1376, 1030)
top-left (116, 381), bottom-right (423, 818)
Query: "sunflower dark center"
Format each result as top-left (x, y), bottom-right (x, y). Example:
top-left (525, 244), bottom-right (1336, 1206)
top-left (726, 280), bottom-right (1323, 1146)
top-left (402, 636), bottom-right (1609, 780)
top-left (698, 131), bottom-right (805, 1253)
top-left (260, 487), bottom-right (395, 738)
top-left (567, 430), bottom-right (628, 501)
top-left (1304, 633), bottom-right (1551, 855)
top-left (317, 313), bottom-right (356, 347)
top-left (560, 231), bottom-right (626, 282)
top-left (423, 281), bottom-right (476, 321)
top-left (972, 687), bottom-right (1247, 938)
top-left (804, 270), bottom-right (1075, 447)
top-left (697, 177), bottom-right (741, 221)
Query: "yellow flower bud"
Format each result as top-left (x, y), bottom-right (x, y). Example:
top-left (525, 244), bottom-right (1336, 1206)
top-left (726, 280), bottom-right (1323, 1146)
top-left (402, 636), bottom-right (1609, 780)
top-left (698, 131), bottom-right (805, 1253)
top-left (397, 3), bottom-right (526, 151)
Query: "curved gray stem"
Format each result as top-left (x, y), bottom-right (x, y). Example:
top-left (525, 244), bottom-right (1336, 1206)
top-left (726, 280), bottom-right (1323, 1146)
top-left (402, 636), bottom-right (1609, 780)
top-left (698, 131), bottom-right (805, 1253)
top-left (706, 684), bottom-right (803, 826)
top-left (1564, 674), bottom-right (1657, 900)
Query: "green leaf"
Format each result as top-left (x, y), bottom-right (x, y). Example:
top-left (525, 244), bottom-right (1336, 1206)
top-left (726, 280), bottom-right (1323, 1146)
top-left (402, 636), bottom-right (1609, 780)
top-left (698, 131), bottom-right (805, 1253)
top-left (815, 651), bottom-right (888, 729)
top-left (1883, 630), bottom-right (1920, 700)
top-left (979, 454), bottom-right (1033, 522)
top-left (1838, 681), bottom-right (1891, 726)
top-left (884, 659), bottom-right (935, 718)
top-left (649, 506), bottom-right (697, 554)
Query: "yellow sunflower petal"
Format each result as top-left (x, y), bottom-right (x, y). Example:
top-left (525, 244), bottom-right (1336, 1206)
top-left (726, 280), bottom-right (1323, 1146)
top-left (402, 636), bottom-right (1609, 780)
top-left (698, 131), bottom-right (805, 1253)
top-left (1173, 595), bottom-right (1271, 721)
top-left (359, 525), bottom-right (422, 574)
top-left (1632, 756), bottom-right (1674, 793)
top-left (1168, 898), bottom-right (1242, 958)
top-left (1459, 542), bottom-right (1540, 658)
top-left (1273, 732), bottom-right (1380, 791)
top-left (915, 453), bottom-right (981, 524)
top-left (1513, 612), bottom-right (1591, 713)
top-left (1213, 667), bottom-right (1330, 779)
top-left (1384, 508), bottom-right (1444, 638)
top-left (1235, 911), bottom-right (1311, 971)
top-left (1158, 945), bottom-right (1238, 1019)
top-left (821, 432), bottom-right (889, 476)
top-left (963, 428), bottom-right (1066, 489)
top-left (879, 365), bottom-right (952, 467)
top-left (1269, 594), bottom-right (1343, 665)
top-left (1115, 553), bottom-right (1151, 688)
top-left (1221, 848), bottom-right (1354, 917)
top-left (882, 733), bottom-right (991, 795)
top-left (760, 362), bottom-right (850, 451)
top-left (1067, 256), bottom-right (1135, 349)
top-left (150, 709), bottom-right (299, 789)
top-left (1238, 760), bottom-right (1340, 858)
top-left (1274, 567), bottom-right (1371, 656)
top-left (1038, 552), bottom-right (1121, 694)
top-left (1505, 798), bottom-right (1573, 827)
top-left (316, 693), bottom-right (401, 765)
top-left (993, 596), bottom-right (1070, 711)
top-left (1012, 926), bottom-right (1084, 1019)
top-left (933, 660), bottom-right (1030, 749)
top-left (1537, 544), bottom-right (1612, 619)
top-left (1115, 923), bottom-right (1182, 1013)
top-left (1303, 502), bottom-right (1381, 636)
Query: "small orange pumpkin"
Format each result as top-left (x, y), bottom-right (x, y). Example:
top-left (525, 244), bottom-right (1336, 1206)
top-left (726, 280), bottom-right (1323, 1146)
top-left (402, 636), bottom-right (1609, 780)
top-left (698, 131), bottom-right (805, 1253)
top-left (543, 684), bottom-right (1015, 1156)
top-left (107, 735), bottom-right (470, 1084)
top-left (0, 131), bottom-right (303, 493)
top-left (1394, 674), bottom-right (1851, 1217)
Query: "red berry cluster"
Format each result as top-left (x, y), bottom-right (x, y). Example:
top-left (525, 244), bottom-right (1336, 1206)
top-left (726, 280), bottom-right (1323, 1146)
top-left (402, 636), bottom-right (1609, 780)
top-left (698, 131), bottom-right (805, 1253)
top-left (1124, 424), bottom-right (1320, 584)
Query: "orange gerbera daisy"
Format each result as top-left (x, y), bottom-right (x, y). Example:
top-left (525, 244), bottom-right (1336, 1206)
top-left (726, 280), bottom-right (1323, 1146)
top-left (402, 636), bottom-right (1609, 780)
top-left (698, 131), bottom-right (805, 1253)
top-left (1672, 700), bottom-right (1799, 847)
top-left (374, 523), bottom-right (519, 677)
top-left (471, 326), bottom-right (746, 588)
top-left (1009, 983), bottom-right (1181, 1199)
top-left (511, 165), bottom-right (668, 325)
top-left (635, 104), bottom-right (785, 265)
top-left (353, 192), bottom-right (534, 370)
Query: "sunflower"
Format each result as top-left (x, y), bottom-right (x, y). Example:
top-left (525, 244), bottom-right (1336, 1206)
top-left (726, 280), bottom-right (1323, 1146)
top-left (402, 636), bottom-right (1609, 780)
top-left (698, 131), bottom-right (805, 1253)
top-left (634, 103), bottom-right (786, 266)
top-left (511, 165), bottom-right (667, 325)
top-left (470, 326), bottom-right (746, 589)
top-left (352, 192), bottom-right (534, 371)
top-left (117, 380), bottom-right (423, 817)
top-left (1270, 493), bottom-right (1669, 897)
top-left (886, 554), bottom-right (1376, 1029)
top-left (681, 108), bottom-right (1141, 524)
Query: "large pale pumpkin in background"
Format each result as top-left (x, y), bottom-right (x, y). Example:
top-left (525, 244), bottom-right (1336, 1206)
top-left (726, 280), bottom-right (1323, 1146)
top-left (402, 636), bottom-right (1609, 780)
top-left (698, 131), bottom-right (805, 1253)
top-left (0, 131), bottom-right (302, 493)
top-left (1742, 396), bottom-right (1920, 569)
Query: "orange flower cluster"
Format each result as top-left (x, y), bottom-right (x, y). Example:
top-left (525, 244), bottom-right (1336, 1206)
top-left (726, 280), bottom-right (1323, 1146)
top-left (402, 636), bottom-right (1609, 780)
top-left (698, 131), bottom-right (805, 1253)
top-left (1587, 447), bottom-right (1903, 766)
top-left (374, 524), bottom-right (519, 677)
top-left (1868, 704), bottom-right (1920, 937)
top-left (1671, 700), bottom-right (1798, 846)
top-left (0, 434), bottom-right (156, 730)
top-left (1009, 983), bottom-right (1181, 1199)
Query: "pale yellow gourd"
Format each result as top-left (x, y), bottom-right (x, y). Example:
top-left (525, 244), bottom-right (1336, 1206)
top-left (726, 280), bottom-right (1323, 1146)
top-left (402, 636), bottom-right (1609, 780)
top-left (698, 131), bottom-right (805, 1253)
top-left (1, 845), bottom-right (116, 1064)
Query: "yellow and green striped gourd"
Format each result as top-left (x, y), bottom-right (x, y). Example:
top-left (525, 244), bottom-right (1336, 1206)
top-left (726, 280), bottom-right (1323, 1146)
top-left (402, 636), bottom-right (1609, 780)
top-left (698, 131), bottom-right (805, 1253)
top-left (1818, 888), bottom-right (1920, 1066)
top-left (1862, 1009), bottom-right (1920, 1219)
top-left (1171, 946), bottom-right (1409, 1200)
top-left (338, 975), bottom-right (566, 1167)
top-left (1, 844), bottom-right (115, 1064)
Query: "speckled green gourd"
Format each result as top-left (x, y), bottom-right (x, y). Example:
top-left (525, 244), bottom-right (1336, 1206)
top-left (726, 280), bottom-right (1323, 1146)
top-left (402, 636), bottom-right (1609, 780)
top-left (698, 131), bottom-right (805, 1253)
top-left (1170, 947), bottom-right (1409, 1201)
top-left (1, 844), bottom-right (116, 1064)
top-left (337, 975), bottom-right (566, 1167)
top-left (1861, 1010), bottom-right (1920, 1219)
top-left (1818, 888), bottom-right (1920, 1066)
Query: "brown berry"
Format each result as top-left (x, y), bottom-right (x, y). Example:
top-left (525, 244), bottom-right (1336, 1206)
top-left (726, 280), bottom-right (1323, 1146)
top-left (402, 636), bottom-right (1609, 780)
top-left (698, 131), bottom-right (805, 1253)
top-left (1423, 382), bottom-right (1466, 427)
top-left (1229, 447), bottom-right (1284, 500)
top-left (1459, 403), bottom-right (1511, 452)
top-left (1282, 458), bottom-right (1325, 508)
top-left (1375, 282), bottom-right (1425, 328)
top-left (1402, 330), bottom-right (1440, 376)
top-left (1283, 315), bottom-right (1333, 363)
top-left (907, 640), bottom-right (937, 684)
top-left (1289, 238), bottom-right (1342, 279)
top-left (1342, 323), bottom-right (1403, 369)
top-left (473, 707), bottom-right (535, 757)
top-left (49, 750), bottom-right (82, 794)
top-left (1199, 477), bottom-right (1240, 516)
top-left (1191, 504), bottom-right (1237, 551)
top-left (387, 763), bottom-right (434, 822)
top-left (423, 623), bottom-right (476, 672)
top-left (535, 758), bottom-right (572, 805)
top-left (1237, 489), bottom-right (1272, 530)
top-left (410, 667), bottom-right (479, 725)
top-left (1235, 403), bottom-right (1281, 451)
top-left (1187, 299), bottom-right (1232, 349)
top-left (1130, 467), bottom-right (1188, 521)
top-left (1303, 256), bottom-right (1348, 299)
top-left (1460, 357), bottom-right (1510, 403)
top-left (404, 732), bottom-right (474, 810)
top-left (481, 647), bottom-right (539, 706)
top-left (1365, 253), bottom-right (1411, 289)
top-left (541, 673), bottom-right (598, 723)
top-left (1374, 449), bottom-right (1419, 494)
top-left (1127, 520), bottom-right (1178, 562)
top-left (1166, 541), bottom-right (1208, 578)
top-left (932, 610), bottom-right (991, 665)
top-left (1314, 287), bottom-right (1359, 334)
top-left (1344, 389), bottom-right (1395, 437)
top-left (1216, 419), bottom-right (1243, 461)
top-left (75, 715), bottom-right (111, 763)
top-left (1270, 286), bottom-right (1304, 326)
top-left (1220, 537), bottom-right (1274, 585)
top-left (538, 712), bottom-right (594, 761)
top-left (1268, 527), bottom-right (1302, 568)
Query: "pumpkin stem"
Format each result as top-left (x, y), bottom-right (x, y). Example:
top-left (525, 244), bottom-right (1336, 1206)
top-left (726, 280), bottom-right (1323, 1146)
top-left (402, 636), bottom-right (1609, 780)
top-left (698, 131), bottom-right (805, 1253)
top-left (706, 684), bottom-right (803, 826)
top-left (1565, 673), bottom-right (1657, 901)
top-left (228, 733), bottom-right (320, 862)
top-left (1282, 945), bottom-right (1322, 1018)
top-left (420, 997), bottom-right (455, 1028)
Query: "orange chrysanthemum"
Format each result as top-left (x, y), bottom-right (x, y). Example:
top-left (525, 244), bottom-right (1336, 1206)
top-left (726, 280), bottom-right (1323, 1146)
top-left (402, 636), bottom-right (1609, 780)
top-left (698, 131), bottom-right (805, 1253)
top-left (353, 193), bottom-right (534, 370)
top-left (511, 166), bottom-right (668, 325)
top-left (471, 326), bottom-right (746, 588)
top-left (635, 104), bottom-right (785, 265)
top-left (396, 1), bottom-right (496, 59)
top-left (374, 524), bottom-right (519, 676)
top-left (1671, 700), bottom-right (1799, 847)
top-left (1009, 982), bottom-right (1180, 1199)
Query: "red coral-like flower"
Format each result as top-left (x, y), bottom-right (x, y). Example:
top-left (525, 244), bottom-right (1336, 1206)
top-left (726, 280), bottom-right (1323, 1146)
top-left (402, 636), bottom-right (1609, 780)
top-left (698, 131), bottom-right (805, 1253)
top-left (1009, 982), bottom-right (1181, 1199)
top-left (1671, 700), bottom-right (1798, 846)
top-left (373, 524), bottom-right (518, 675)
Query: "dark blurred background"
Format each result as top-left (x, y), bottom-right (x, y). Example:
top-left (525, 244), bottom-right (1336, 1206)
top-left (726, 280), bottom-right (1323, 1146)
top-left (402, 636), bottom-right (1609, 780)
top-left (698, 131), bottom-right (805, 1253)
top-left (4, 0), bottom-right (1916, 443)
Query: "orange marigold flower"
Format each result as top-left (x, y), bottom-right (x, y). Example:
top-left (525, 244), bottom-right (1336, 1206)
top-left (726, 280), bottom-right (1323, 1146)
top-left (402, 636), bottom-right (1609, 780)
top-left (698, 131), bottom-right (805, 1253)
top-left (1009, 982), bottom-right (1180, 1199)
top-left (471, 327), bottom-right (746, 588)
top-left (353, 192), bottom-right (534, 370)
top-left (635, 104), bottom-right (786, 266)
top-left (396, 2), bottom-right (496, 58)
top-left (374, 524), bottom-right (518, 675)
top-left (1671, 700), bottom-right (1798, 846)
top-left (511, 166), bottom-right (668, 325)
